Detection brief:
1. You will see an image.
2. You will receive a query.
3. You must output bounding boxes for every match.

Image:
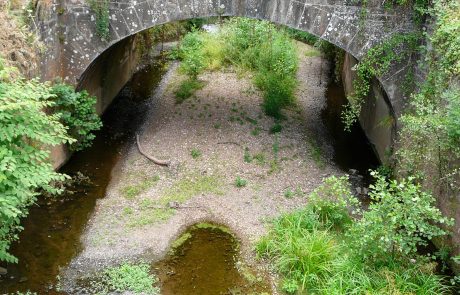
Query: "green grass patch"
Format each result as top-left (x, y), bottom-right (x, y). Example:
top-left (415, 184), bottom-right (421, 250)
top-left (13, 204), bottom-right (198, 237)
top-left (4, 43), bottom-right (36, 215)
top-left (244, 147), bottom-right (253, 163)
top-left (128, 208), bottom-right (174, 228)
top-left (174, 78), bottom-right (204, 104)
top-left (121, 175), bottom-right (160, 199)
top-left (283, 189), bottom-right (295, 199)
top-left (158, 174), bottom-right (223, 205)
top-left (307, 138), bottom-right (325, 169)
top-left (91, 263), bottom-right (160, 294)
top-left (253, 153), bottom-right (266, 166)
top-left (250, 127), bottom-right (261, 136)
top-left (304, 48), bottom-right (322, 57)
top-left (269, 122), bottom-right (283, 134)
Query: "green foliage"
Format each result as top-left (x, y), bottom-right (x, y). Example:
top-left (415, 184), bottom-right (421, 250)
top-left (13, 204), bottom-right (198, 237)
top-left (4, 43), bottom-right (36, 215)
top-left (121, 175), bottom-right (160, 199)
top-left (235, 176), bottom-right (248, 188)
top-left (0, 64), bottom-right (72, 262)
top-left (269, 122), bottom-right (282, 134)
top-left (174, 78), bottom-right (204, 103)
top-left (341, 33), bottom-right (420, 130)
top-left (50, 83), bottom-right (102, 151)
top-left (88, 0), bottom-right (110, 40)
top-left (243, 147), bottom-right (252, 163)
top-left (397, 0), bottom-right (460, 197)
top-left (177, 18), bottom-right (298, 118)
top-left (283, 189), bottom-right (294, 198)
top-left (158, 174), bottom-right (223, 205)
top-left (308, 175), bottom-right (357, 229)
top-left (190, 148), bottom-right (202, 159)
top-left (284, 28), bottom-right (318, 45)
top-left (178, 31), bottom-right (206, 79)
top-left (348, 171), bottom-right (453, 263)
top-left (446, 88), bottom-right (460, 145)
top-left (256, 175), bottom-right (451, 294)
top-left (96, 263), bottom-right (159, 294)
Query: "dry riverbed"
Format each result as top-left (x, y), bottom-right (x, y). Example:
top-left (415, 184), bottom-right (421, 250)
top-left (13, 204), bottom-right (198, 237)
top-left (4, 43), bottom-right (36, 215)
top-left (63, 42), bottom-right (343, 291)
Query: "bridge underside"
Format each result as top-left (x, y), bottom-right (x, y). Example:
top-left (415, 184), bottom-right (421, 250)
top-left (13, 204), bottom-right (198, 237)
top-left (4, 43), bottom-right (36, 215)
top-left (37, 0), bottom-right (413, 117)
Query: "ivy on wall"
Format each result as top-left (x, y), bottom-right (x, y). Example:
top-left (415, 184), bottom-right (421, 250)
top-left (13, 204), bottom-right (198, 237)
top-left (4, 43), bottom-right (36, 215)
top-left (341, 33), bottom-right (420, 130)
top-left (88, 0), bottom-right (110, 41)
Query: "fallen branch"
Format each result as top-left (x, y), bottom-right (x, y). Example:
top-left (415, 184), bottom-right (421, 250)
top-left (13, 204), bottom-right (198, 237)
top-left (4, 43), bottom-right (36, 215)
top-left (136, 134), bottom-right (170, 167)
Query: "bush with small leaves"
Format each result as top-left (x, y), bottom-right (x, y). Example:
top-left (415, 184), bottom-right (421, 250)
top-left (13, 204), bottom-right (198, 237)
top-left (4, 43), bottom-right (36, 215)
top-left (50, 83), bottom-right (102, 151)
top-left (348, 171), bottom-right (454, 264)
top-left (0, 62), bottom-right (72, 262)
top-left (235, 177), bottom-right (247, 188)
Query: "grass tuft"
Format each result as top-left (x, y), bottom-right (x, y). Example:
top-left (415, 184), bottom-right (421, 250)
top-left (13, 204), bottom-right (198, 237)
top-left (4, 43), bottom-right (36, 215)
top-left (235, 176), bottom-right (248, 188)
top-left (174, 78), bottom-right (204, 103)
top-left (121, 175), bottom-right (160, 199)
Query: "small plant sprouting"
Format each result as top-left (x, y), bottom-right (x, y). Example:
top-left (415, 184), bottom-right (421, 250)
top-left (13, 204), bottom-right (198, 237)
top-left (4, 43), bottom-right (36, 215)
top-left (214, 123), bottom-right (221, 129)
top-left (270, 122), bottom-right (283, 134)
top-left (191, 148), bottom-right (202, 159)
top-left (253, 153), bottom-right (266, 166)
top-left (244, 147), bottom-right (253, 163)
top-left (251, 127), bottom-right (261, 136)
top-left (235, 177), bottom-right (248, 188)
top-left (284, 189), bottom-right (295, 198)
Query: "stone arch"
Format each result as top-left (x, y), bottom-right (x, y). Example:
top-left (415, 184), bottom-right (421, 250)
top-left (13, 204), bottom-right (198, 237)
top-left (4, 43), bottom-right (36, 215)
top-left (38, 0), bottom-right (413, 115)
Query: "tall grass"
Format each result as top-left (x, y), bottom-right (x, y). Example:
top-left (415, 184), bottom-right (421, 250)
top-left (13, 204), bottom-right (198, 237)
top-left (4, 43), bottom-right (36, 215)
top-left (256, 176), bottom-right (451, 294)
top-left (177, 18), bottom-right (298, 117)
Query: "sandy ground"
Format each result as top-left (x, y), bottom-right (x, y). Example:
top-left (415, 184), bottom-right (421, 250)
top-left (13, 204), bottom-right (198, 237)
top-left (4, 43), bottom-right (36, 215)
top-left (63, 42), bottom-right (342, 290)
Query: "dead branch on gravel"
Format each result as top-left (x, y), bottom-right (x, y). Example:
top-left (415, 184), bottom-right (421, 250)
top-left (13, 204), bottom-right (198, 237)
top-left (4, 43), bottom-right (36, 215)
top-left (136, 134), bottom-right (170, 167)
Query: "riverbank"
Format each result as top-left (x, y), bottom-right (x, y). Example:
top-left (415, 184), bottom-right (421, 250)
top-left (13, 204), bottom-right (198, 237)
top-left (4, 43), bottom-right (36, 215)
top-left (62, 41), bottom-right (342, 291)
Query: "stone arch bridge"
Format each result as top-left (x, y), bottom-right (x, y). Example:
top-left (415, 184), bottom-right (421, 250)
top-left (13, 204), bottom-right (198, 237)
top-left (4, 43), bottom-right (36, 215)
top-left (37, 0), bottom-right (414, 112)
top-left (36, 0), bottom-right (415, 160)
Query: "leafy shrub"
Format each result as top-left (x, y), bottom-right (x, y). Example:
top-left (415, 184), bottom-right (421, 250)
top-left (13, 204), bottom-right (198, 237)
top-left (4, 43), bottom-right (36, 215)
top-left (0, 64), bottom-right (72, 262)
top-left (50, 83), bottom-right (102, 151)
top-left (178, 31), bottom-right (205, 79)
top-left (347, 171), bottom-right (453, 263)
top-left (256, 175), bottom-right (451, 294)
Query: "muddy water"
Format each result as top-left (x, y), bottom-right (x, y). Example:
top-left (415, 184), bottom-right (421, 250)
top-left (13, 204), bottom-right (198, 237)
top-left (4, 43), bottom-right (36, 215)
top-left (155, 224), bottom-right (270, 295)
top-left (0, 57), bottom-right (168, 294)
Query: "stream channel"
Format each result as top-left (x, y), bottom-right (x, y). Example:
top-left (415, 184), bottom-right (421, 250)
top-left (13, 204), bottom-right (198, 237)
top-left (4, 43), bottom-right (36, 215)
top-left (0, 54), bottom-right (379, 294)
